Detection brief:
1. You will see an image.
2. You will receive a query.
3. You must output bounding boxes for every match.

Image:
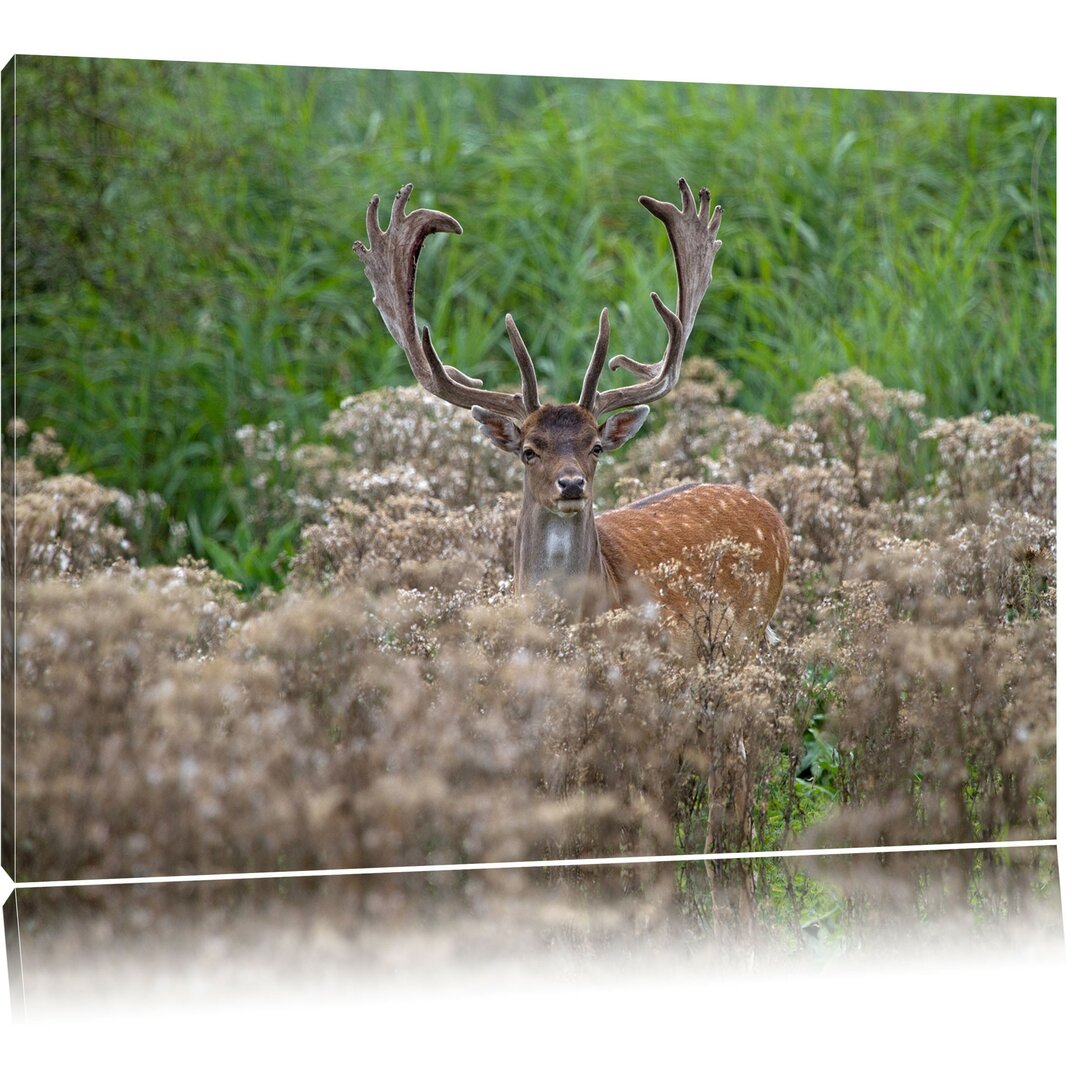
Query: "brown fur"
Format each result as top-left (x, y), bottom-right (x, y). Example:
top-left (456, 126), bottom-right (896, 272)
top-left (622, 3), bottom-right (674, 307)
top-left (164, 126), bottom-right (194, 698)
top-left (598, 483), bottom-right (789, 647)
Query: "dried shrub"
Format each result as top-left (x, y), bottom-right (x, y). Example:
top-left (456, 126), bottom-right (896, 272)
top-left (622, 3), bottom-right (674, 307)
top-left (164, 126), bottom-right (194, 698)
top-left (611, 359), bottom-right (799, 503)
top-left (2, 441), bottom-right (132, 580)
top-left (321, 387), bottom-right (517, 507)
top-left (14, 583), bottom-right (698, 878)
top-left (288, 492), bottom-right (517, 591)
top-left (694, 655), bottom-right (801, 856)
top-left (921, 412), bottom-right (1054, 519)
top-left (797, 532), bottom-right (1056, 850)
top-left (7, 370), bottom-right (1057, 898)
top-left (793, 368), bottom-right (926, 505)
top-left (755, 460), bottom-right (868, 573)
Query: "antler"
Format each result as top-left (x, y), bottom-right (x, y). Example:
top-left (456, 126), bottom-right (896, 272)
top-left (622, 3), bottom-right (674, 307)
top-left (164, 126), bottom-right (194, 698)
top-left (353, 183), bottom-right (541, 422)
top-left (579, 178), bottom-right (723, 417)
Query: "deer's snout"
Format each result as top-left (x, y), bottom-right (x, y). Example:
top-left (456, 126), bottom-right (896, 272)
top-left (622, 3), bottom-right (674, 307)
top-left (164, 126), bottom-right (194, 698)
top-left (556, 474), bottom-right (586, 500)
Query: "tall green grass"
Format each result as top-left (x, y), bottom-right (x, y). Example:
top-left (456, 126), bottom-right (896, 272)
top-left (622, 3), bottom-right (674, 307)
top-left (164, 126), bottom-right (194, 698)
top-left (8, 59), bottom-right (1056, 581)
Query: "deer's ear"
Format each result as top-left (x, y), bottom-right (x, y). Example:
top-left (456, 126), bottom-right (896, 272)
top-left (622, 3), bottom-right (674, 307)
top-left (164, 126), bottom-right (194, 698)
top-left (471, 406), bottom-right (523, 454)
top-left (598, 405), bottom-right (650, 452)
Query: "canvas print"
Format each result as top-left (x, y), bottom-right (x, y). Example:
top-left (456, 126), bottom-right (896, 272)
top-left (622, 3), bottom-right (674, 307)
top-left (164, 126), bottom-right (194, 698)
top-left (1, 59), bottom-right (1057, 978)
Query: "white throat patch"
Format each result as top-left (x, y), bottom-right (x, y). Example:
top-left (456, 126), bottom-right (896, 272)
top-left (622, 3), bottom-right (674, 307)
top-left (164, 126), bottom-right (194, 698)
top-left (544, 517), bottom-right (574, 566)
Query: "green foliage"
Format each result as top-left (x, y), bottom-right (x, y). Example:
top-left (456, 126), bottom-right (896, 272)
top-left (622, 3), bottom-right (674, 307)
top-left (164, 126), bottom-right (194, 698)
top-left (10, 59), bottom-right (1056, 584)
top-left (796, 665), bottom-right (842, 791)
top-left (200, 519), bottom-right (298, 594)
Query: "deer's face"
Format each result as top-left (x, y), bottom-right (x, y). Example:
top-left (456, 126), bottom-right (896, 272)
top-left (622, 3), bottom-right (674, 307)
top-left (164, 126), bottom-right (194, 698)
top-left (473, 403), bottom-right (650, 516)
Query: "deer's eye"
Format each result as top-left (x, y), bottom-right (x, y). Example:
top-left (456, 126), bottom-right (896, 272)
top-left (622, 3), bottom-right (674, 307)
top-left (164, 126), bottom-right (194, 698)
top-left (522, 448), bottom-right (538, 463)
top-left (591, 443), bottom-right (603, 457)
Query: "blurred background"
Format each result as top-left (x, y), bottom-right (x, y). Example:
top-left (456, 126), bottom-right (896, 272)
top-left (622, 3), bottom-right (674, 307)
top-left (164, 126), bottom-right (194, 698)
top-left (6, 58), bottom-right (1056, 588)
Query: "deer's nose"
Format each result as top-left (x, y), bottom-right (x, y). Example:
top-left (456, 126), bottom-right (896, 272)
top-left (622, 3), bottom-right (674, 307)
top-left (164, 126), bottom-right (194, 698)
top-left (557, 474), bottom-right (586, 499)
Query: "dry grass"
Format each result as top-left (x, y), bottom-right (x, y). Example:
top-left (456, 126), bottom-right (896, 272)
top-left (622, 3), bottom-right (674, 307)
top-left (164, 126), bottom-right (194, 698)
top-left (3, 366), bottom-right (1056, 910)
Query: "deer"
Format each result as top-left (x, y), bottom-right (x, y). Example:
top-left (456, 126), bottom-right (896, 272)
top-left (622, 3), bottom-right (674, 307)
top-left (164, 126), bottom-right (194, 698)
top-left (353, 180), bottom-right (788, 658)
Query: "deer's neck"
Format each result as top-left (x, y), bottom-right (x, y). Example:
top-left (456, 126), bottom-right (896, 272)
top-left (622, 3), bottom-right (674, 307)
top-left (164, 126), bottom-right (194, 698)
top-left (514, 492), bottom-right (613, 611)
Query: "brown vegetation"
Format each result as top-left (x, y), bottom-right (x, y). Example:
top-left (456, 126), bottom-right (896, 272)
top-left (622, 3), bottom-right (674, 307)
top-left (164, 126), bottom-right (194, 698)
top-left (2, 367), bottom-right (1056, 896)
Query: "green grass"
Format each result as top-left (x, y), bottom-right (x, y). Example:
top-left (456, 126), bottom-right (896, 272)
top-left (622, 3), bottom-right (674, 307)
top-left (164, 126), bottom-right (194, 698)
top-left (7, 59), bottom-right (1056, 581)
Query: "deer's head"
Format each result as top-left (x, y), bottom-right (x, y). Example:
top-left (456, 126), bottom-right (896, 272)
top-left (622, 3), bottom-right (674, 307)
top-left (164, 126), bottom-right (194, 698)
top-left (472, 402), bottom-right (649, 516)
top-left (354, 179), bottom-right (722, 516)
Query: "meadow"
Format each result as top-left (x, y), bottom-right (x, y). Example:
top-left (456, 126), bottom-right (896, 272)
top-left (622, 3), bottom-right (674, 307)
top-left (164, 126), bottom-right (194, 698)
top-left (2, 59), bottom-right (1057, 943)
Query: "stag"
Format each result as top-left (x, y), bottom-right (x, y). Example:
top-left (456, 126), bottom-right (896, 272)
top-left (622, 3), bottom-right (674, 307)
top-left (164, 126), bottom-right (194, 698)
top-left (354, 180), bottom-right (788, 655)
